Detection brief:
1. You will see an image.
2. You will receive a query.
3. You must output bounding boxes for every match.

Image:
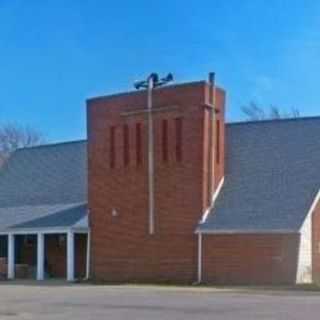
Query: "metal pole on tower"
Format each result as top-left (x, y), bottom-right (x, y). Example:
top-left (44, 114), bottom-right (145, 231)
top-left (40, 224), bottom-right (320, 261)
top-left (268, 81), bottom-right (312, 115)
top-left (134, 73), bottom-right (173, 235)
top-left (147, 75), bottom-right (155, 234)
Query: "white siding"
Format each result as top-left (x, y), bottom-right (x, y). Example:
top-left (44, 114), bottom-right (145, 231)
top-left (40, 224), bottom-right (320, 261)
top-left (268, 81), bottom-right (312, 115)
top-left (296, 213), bottom-right (312, 283)
top-left (296, 189), bottom-right (320, 283)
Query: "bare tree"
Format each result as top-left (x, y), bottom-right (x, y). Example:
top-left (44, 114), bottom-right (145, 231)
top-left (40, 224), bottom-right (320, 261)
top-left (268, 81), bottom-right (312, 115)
top-left (0, 123), bottom-right (45, 166)
top-left (241, 101), bottom-right (300, 121)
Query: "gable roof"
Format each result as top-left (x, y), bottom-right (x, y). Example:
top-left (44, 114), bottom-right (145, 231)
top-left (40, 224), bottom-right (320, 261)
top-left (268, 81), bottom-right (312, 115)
top-left (0, 140), bottom-right (87, 231)
top-left (2, 116), bottom-right (320, 234)
top-left (199, 116), bottom-right (320, 233)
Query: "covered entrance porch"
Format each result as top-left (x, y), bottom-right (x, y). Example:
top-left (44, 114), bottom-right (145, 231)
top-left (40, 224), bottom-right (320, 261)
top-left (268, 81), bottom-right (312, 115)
top-left (0, 203), bottom-right (90, 282)
top-left (0, 229), bottom-right (90, 281)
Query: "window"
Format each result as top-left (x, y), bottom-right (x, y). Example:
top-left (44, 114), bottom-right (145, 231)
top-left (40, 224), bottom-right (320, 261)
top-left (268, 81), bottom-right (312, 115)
top-left (162, 119), bottom-right (168, 162)
top-left (110, 126), bottom-right (116, 169)
top-left (123, 124), bottom-right (130, 167)
top-left (136, 123), bottom-right (142, 166)
top-left (175, 117), bottom-right (183, 162)
top-left (216, 119), bottom-right (220, 164)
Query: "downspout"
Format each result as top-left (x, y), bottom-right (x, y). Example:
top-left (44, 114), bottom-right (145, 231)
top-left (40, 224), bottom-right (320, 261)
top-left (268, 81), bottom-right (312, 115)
top-left (207, 72), bottom-right (216, 205)
top-left (197, 233), bottom-right (203, 283)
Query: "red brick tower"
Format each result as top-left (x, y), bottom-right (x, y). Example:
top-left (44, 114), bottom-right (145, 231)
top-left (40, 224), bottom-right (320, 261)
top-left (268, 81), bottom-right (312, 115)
top-left (87, 75), bottom-right (225, 283)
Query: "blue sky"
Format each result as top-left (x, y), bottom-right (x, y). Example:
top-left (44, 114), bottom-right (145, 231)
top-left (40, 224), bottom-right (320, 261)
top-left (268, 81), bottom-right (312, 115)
top-left (0, 0), bottom-right (319, 142)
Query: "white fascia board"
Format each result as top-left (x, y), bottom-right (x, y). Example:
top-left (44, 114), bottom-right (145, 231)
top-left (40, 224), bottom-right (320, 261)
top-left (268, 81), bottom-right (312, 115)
top-left (199, 177), bottom-right (225, 225)
top-left (0, 227), bottom-right (88, 235)
top-left (196, 229), bottom-right (299, 235)
top-left (299, 189), bottom-right (320, 232)
top-left (296, 188), bottom-right (320, 284)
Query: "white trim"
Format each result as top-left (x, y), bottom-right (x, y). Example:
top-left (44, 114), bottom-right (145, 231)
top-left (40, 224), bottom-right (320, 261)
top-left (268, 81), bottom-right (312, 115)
top-left (296, 188), bottom-right (320, 283)
top-left (199, 177), bottom-right (225, 225)
top-left (197, 233), bottom-right (202, 283)
top-left (36, 233), bottom-right (45, 281)
top-left (197, 229), bottom-right (298, 235)
top-left (200, 177), bottom-right (224, 224)
top-left (0, 228), bottom-right (69, 235)
top-left (7, 233), bottom-right (15, 280)
top-left (0, 227), bottom-right (89, 236)
top-left (67, 230), bottom-right (75, 282)
top-left (299, 189), bottom-right (320, 233)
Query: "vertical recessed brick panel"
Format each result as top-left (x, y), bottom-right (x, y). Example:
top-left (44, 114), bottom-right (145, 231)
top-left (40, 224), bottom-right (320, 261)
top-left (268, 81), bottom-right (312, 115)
top-left (136, 122), bottom-right (143, 166)
top-left (213, 89), bottom-right (226, 189)
top-left (216, 119), bottom-right (220, 164)
top-left (161, 119), bottom-right (168, 163)
top-left (175, 117), bottom-right (183, 162)
top-left (123, 124), bottom-right (130, 167)
top-left (110, 126), bottom-right (116, 169)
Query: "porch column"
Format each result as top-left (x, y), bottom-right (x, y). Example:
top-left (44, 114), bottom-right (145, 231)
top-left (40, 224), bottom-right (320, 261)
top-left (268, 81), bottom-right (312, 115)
top-left (197, 233), bottom-right (202, 283)
top-left (37, 233), bottom-right (45, 280)
top-left (7, 234), bottom-right (15, 280)
top-left (85, 231), bottom-right (91, 280)
top-left (67, 231), bottom-right (75, 281)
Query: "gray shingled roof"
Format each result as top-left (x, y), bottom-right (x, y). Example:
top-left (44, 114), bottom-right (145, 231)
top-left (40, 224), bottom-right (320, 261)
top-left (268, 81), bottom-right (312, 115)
top-left (2, 117), bottom-right (320, 234)
top-left (199, 117), bottom-right (320, 233)
top-left (0, 141), bottom-right (88, 231)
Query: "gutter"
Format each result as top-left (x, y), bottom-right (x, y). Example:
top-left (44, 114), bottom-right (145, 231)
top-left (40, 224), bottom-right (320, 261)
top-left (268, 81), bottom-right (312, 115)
top-left (196, 229), bottom-right (299, 235)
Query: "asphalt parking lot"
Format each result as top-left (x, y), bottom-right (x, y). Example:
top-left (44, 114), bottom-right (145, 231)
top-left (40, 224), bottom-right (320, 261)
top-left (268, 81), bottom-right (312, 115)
top-left (0, 282), bottom-right (319, 319)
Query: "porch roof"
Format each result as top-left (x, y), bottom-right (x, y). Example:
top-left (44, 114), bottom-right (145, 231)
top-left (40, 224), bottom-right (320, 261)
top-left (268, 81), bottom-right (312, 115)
top-left (0, 202), bottom-right (88, 233)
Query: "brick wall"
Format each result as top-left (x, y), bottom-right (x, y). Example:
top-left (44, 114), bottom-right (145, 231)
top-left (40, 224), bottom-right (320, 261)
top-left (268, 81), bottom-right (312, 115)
top-left (45, 235), bottom-right (66, 278)
top-left (75, 234), bottom-right (87, 279)
top-left (202, 233), bottom-right (300, 285)
top-left (87, 80), bottom-right (225, 283)
top-left (0, 257), bottom-right (7, 278)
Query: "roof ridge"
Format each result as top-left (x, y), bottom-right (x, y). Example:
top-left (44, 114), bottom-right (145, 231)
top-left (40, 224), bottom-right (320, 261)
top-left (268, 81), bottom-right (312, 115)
top-left (16, 139), bottom-right (87, 152)
top-left (227, 115), bottom-right (320, 127)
